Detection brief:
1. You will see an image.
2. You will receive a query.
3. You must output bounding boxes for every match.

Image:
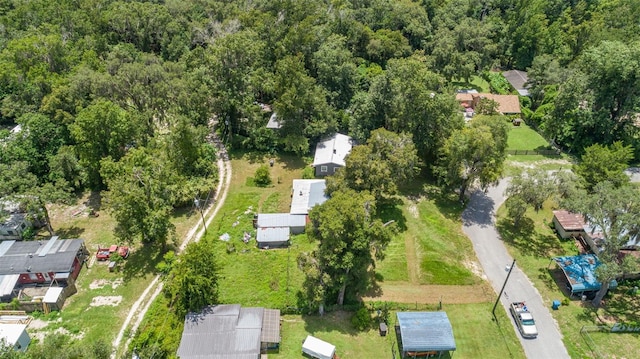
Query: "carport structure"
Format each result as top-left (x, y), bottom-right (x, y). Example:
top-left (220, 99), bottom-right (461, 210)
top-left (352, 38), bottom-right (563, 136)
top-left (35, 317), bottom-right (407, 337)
top-left (396, 312), bottom-right (456, 358)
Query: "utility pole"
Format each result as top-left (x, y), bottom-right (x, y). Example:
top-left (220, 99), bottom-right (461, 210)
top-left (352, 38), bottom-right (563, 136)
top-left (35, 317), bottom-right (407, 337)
top-left (194, 198), bottom-right (207, 233)
top-left (493, 259), bottom-right (516, 317)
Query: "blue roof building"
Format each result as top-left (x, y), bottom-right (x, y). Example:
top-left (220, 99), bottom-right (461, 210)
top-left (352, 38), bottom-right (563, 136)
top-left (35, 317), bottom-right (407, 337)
top-left (553, 254), bottom-right (618, 295)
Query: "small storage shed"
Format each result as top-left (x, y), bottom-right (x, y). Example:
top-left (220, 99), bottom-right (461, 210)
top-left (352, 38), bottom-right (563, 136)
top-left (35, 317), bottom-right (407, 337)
top-left (43, 287), bottom-right (65, 313)
top-left (302, 335), bottom-right (335, 359)
top-left (0, 324), bottom-right (30, 352)
top-left (256, 213), bottom-right (307, 234)
top-left (256, 227), bottom-right (290, 249)
top-left (552, 210), bottom-right (586, 239)
top-left (396, 312), bottom-right (456, 358)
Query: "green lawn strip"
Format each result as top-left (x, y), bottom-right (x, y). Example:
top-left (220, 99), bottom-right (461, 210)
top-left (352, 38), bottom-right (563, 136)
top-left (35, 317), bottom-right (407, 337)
top-left (415, 198), bottom-right (477, 285)
top-left (376, 200), bottom-right (409, 282)
top-left (451, 76), bottom-right (491, 93)
top-left (272, 303), bottom-right (524, 359)
top-left (495, 202), bottom-right (640, 359)
top-left (507, 123), bottom-right (552, 151)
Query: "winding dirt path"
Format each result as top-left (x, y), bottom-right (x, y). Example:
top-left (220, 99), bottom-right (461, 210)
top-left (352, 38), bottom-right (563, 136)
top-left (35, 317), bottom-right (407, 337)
top-left (111, 126), bottom-right (232, 358)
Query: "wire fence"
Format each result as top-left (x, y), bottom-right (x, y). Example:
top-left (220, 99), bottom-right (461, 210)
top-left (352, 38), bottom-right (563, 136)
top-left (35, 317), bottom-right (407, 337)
top-left (506, 149), bottom-right (562, 156)
top-left (580, 325), bottom-right (609, 359)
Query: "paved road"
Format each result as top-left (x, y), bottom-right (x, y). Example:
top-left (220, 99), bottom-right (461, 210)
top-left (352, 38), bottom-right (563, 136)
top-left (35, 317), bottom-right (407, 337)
top-left (462, 180), bottom-right (570, 359)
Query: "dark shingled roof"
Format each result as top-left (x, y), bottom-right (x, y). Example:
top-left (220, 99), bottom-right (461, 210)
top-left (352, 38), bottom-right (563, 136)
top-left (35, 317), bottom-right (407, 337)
top-left (177, 304), bottom-right (281, 359)
top-left (0, 238), bottom-right (84, 275)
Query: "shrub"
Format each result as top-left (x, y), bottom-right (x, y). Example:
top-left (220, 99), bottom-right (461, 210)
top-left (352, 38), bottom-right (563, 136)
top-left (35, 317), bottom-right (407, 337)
top-left (254, 165), bottom-right (272, 187)
top-left (301, 166), bottom-right (315, 179)
top-left (351, 307), bottom-right (372, 331)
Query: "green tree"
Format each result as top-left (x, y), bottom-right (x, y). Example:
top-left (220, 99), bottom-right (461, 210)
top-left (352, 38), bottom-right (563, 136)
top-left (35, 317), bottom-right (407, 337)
top-left (101, 148), bottom-right (175, 247)
top-left (574, 142), bottom-right (633, 192)
top-left (566, 182), bottom-right (640, 307)
top-left (438, 116), bottom-right (509, 202)
top-left (301, 190), bottom-right (395, 312)
top-left (164, 240), bottom-right (220, 317)
top-left (326, 128), bottom-right (419, 202)
top-left (71, 100), bottom-right (141, 189)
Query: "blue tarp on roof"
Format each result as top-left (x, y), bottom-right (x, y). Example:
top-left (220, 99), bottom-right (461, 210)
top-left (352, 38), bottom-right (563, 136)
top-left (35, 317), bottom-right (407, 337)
top-left (397, 312), bottom-right (456, 352)
top-left (553, 254), bottom-right (617, 293)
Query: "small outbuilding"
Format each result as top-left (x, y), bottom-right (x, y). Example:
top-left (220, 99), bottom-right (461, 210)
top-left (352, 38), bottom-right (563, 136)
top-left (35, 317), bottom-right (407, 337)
top-left (553, 254), bottom-right (617, 297)
top-left (256, 227), bottom-right (290, 249)
top-left (396, 312), bottom-right (456, 358)
top-left (256, 213), bottom-right (307, 234)
top-left (0, 324), bottom-right (30, 352)
top-left (302, 335), bottom-right (336, 359)
top-left (552, 210), bottom-right (586, 239)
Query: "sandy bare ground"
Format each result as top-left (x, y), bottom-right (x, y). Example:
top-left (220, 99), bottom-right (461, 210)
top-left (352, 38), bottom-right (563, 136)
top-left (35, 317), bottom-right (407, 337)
top-left (89, 278), bottom-right (123, 290)
top-left (111, 124), bottom-right (233, 358)
top-left (363, 282), bottom-right (494, 304)
top-left (91, 296), bottom-right (123, 307)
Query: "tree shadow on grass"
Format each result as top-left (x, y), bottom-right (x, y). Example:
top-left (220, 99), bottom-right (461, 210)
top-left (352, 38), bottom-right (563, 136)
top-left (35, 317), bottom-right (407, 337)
top-left (302, 310), bottom-right (359, 336)
top-left (55, 225), bottom-right (85, 239)
top-left (121, 242), bottom-right (167, 283)
top-left (275, 153), bottom-right (308, 171)
top-left (496, 217), bottom-right (565, 257)
top-left (603, 281), bottom-right (640, 322)
top-left (377, 197), bottom-right (407, 232)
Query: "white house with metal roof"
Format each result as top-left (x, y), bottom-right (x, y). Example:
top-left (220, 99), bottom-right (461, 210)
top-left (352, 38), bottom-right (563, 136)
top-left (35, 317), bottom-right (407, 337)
top-left (312, 133), bottom-right (353, 176)
top-left (290, 179), bottom-right (328, 215)
top-left (0, 324), bottom-right (30, 352)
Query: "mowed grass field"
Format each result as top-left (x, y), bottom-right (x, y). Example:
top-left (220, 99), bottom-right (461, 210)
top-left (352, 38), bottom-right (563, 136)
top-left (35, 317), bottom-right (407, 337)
top-left (496, 200), bottom-right (640, 358)
top-left (201, 150), bottom-right (525, 358)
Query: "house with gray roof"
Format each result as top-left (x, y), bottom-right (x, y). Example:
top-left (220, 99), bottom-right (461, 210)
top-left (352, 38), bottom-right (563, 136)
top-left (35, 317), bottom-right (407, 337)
top-left (0, 236), bottom-right (88, 303)
top-left (177, 304), bottom-right (281, 359)
top-left (312, 133), bottom-right (353, 176)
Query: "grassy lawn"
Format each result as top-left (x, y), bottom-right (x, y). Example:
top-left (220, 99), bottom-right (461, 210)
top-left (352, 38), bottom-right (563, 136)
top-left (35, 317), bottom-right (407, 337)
top-left (272, 303), bottom-right (524, 359)
top-left (495, 202), bottom-right (640, 359)
top-left (452, 76), bottom-right (491, 93)
top-left (507, 122), bottom-right (552, 151)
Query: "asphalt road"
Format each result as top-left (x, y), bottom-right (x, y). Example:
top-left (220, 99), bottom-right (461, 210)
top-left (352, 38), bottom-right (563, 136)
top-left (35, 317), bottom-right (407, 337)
top-left (462, 180), bottom-right (571, 359)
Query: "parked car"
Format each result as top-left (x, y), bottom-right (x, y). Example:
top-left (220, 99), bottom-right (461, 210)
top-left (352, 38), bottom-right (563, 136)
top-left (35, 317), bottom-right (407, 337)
top-left (96, 245), bottom-right (130, 261)
top-left (509, 302), bottom-right (538, 338)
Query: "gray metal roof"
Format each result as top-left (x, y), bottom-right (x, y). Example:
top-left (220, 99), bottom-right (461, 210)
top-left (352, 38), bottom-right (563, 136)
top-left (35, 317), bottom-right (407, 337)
top-left (502, 70), bottom-right (529, 92)
top-left (256, 213), bottom-right (306, 228)
top-left (261, 309), bottom-right (281, 343)
top-left (290, 180), bottom-right (328, 215)
top-left (312, 133), bottom-right (352, 167)
top-left (397, 312), bottom-right (456, 352)
top-left (0, 238), bottom-right (84, 275)
top-left (178, 305), bottom-right (281, 359)
top-left (256, 227), bottom-right (289, 244)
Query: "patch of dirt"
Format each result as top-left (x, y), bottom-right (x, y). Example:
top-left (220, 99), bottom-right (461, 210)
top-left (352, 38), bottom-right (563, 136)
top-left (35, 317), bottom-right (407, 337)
top-left (464, 260), bottom-right (487, 280)
top-left (89, 278), bottom-right (124, 290)
top-left (90, 295), bottom-right (122, 307)
top-left (363, 282), bottom-right (494, 304)
top-left (32, 326), bottom-right (84, 342)
top-left (27, 318), bottom-right (52, 330)
top-left (407, 203), bottom-right (419, 219)
top-left (509, 158), bottom-right (572, 169)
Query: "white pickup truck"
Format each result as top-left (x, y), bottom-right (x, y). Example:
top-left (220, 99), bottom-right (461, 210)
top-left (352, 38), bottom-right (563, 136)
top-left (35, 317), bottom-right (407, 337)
top-left (509, 302), bottom-right (538, 338)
